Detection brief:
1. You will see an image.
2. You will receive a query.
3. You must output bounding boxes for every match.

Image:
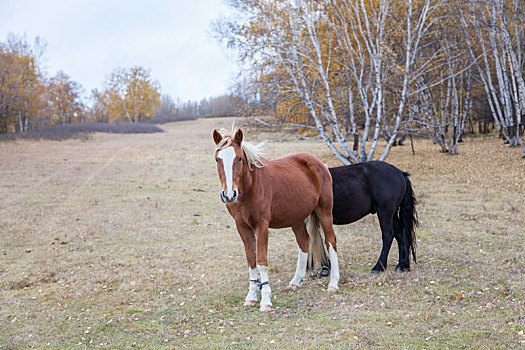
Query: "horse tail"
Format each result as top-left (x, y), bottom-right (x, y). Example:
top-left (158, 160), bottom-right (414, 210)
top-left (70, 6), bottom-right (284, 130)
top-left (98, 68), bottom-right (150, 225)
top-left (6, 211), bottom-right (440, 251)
top-left (399, 172), bottom-right (419, 263)
top-left (306, 211), bottom-right (330, 272)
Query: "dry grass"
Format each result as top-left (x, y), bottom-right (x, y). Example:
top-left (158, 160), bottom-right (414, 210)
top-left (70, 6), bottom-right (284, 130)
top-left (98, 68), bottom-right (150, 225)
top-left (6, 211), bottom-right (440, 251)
top-left (0, 118), bottom-right (524, 349)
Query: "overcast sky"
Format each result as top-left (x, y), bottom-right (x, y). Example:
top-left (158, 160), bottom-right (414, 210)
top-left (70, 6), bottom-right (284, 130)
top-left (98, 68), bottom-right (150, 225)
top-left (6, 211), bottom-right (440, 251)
top-left (0, 0), bottom-right (238, 103)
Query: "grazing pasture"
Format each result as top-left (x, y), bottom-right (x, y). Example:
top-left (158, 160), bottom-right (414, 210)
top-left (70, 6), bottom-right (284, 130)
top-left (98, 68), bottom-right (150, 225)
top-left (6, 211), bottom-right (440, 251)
top-left (0, 117), bottom-right (524, 348)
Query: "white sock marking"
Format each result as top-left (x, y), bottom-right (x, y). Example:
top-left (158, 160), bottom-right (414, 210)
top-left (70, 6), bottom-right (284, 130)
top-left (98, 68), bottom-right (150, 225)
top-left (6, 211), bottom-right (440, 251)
top-left (245, 267), bottom-right (258, 303)
top-left (328, 243), bottom-right (340, 290)
top-left (217, 146), bottom-right (236, 199)
top-left (290, 244), bottom-right (308, 287)
top-left (257, 265), bottom-right (272, 307)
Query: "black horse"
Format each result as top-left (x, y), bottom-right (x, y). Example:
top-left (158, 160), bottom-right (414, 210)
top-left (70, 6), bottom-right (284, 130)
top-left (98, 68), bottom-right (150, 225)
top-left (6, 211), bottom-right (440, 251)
top-left (330, 161), bottom-right (419, 274)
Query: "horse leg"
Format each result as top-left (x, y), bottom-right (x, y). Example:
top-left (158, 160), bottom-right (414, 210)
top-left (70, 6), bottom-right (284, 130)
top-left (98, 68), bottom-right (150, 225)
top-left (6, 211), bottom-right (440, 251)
top-left (255, 221), bottom-right (272, 312)
top-left (317, 211), bottom-right (339, 292)
top-left (288, 222), bottom-right (309, 289)
top-left (372, 211), bottom-right (395, 274)
top-left (393, 216), bottom-right (410, 272)
top-left (235, 222), bottom-right (258, 306)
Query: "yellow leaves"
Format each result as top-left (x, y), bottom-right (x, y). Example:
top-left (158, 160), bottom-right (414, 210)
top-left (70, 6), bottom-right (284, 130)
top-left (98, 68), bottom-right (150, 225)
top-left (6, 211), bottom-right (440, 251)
top-left (1, 34), bottom-right (163, 134)
top-left (102, 66), bottom-right (161, 123)
top-left (0, 37), bottom-right (45, 132)
top-left (47, 71), bottom-right (83, 125)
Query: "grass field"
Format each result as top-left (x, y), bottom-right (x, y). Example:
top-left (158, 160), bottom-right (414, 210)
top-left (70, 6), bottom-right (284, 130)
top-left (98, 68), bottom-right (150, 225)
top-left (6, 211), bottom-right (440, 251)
top-left (1, 117), bottom-right (524, 349)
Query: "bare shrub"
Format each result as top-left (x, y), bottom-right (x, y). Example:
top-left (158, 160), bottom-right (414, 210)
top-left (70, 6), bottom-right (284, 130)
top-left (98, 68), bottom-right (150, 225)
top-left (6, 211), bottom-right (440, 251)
top-left (0, 122), bottom-right (163, 141)
top-left (143, 114), bottom-right (197, 124)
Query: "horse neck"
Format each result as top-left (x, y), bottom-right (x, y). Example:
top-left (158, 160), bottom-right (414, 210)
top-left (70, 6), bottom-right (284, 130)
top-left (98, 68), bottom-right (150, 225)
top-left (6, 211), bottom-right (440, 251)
top-left (238, 158), bottom-right (264, 198)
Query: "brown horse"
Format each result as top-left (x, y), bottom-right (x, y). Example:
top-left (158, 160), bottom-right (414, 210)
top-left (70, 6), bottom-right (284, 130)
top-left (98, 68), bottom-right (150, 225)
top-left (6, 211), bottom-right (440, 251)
top-left (212, 128), bottom-right (339, 312)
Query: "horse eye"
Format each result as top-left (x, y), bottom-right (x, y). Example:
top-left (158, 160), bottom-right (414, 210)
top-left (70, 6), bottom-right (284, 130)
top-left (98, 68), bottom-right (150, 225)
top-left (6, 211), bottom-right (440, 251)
top-left (239, 157), bottom-right (243, 162)
top-left (216, 158), bottom-right (219, 163)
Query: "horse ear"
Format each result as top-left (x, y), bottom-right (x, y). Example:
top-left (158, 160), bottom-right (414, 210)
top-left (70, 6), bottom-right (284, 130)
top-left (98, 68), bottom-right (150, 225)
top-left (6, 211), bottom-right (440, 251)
top-left (213, 129), bottom-right (222, 145)
top-left (233, 128), bottom-right (243, 144)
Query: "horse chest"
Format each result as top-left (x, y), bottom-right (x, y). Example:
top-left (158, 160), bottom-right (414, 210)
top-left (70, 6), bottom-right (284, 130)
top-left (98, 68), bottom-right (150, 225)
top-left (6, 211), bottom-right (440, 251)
top-left (226, 193), bottom-right (313, 230)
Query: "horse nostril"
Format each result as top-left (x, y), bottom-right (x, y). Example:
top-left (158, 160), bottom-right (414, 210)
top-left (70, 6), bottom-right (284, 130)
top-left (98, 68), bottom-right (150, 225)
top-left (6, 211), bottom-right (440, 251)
top-left (220, 190), bottom-right (238, 203)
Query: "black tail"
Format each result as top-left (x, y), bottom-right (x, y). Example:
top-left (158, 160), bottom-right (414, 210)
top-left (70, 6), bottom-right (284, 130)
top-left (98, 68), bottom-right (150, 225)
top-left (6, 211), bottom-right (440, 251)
top-left (399, 172), bottom-right (419, 263)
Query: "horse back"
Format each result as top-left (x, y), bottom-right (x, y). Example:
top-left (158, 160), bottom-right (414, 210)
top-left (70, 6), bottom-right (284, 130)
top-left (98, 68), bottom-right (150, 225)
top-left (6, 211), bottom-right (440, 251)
top-left (330, 161), bottom-right (406, 225)
top-left (264, 153), bottom-right (332, 228)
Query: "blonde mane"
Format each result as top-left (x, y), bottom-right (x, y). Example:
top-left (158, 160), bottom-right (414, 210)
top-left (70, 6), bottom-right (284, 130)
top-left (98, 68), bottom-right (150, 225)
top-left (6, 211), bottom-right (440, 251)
top-left (216, 128), bottom-right (265, 171)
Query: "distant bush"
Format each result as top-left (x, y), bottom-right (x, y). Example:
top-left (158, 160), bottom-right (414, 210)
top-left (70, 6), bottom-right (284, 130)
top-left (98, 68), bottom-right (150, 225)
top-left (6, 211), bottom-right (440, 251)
top-left (0, 122), bottom-right (164, 141)
top-left (199, 112), bottom-right (236, 119)
top-left (144, 115), bottom-right (197, 124)
top-left (0, 114), bottom-right (203, 142)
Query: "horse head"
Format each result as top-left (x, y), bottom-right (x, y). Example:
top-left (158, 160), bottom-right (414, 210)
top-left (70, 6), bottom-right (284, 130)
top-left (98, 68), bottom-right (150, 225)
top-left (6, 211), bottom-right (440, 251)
top-left (213, 128), bottom-right (245, 203)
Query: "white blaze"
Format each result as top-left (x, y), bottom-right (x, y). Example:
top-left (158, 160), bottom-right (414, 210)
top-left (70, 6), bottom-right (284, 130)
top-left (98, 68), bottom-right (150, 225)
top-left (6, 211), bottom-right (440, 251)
top-left (217, 146), bottom-right (236, 199)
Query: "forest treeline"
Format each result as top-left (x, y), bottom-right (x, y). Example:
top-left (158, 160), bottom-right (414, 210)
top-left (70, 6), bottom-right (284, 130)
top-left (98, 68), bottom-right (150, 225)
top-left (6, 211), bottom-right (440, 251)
top-left (0, 33), bottom-right (238, 136)
top-left (215, 0), bottom-right (525, 161)
top-left (2, 0), bottom-right (525, 161)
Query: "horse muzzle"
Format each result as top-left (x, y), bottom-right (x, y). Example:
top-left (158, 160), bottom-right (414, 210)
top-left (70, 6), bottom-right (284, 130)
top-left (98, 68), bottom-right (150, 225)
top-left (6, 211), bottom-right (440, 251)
top-left (220, 190), bottom-right (238, 203)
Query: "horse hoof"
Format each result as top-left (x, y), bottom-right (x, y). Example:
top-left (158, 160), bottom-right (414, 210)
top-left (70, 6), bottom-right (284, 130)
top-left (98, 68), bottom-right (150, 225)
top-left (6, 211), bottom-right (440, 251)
top-left (320, 266), bottom-right (330, 277)
top-left (244, 300), bottom-right (257, 307)
top-left (326, 286), bottom-right (339, 293)
top-left (395, 266), bottom-right (410, 272)
top-left (286, 284), bottom-right (299, 291)
top-left (370, 269), bottom-right (380, 275)
top-left (259, 305), bottom-right (272, 312)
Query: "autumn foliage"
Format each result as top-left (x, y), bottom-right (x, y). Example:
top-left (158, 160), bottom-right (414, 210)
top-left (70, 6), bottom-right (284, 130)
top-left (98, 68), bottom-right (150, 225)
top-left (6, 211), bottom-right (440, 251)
top-left (216, 0), bottom-right (525, 161)
top-left (99, 66), bottom-right (161, 123)
top-left (0, 34), bottom-right (45, 133)
top-left (0, 35), bottom-right (163, 134)
top-left (0, 32), bottom-right (240, 138)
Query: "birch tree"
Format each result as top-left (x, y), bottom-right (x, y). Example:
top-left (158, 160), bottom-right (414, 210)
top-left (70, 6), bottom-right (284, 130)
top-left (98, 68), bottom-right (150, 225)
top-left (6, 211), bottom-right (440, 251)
top-left (330, 0), bottom-right (390, 162)
top-left (461, 0), bottom-right (525, 156)
top-left (217, 0), bottom-right (448, 163)
top-left (413, 4), bottom-right (475, 155)
top-left (218, 0), bottom-right (524, 160)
